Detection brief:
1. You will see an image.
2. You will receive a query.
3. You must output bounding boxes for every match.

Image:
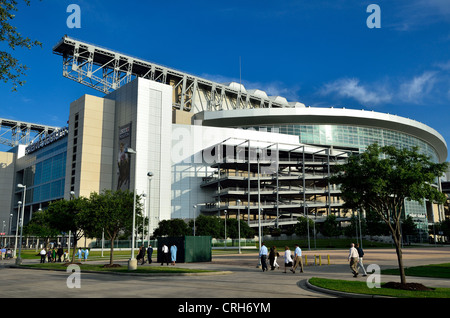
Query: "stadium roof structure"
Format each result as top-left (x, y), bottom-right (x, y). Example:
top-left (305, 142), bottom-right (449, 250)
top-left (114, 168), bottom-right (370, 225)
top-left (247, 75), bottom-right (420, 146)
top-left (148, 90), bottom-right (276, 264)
top-left (52, 35), bottom-right (302, 113)
top-left (0, 118), bottom-right (59, 148)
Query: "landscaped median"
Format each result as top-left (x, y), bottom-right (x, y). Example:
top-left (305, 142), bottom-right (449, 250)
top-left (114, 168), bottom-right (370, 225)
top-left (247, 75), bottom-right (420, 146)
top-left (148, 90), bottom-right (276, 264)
top-left (15, 263), bottom-right (230, 276)
top-left (307, 263), bottom-right (450, 298)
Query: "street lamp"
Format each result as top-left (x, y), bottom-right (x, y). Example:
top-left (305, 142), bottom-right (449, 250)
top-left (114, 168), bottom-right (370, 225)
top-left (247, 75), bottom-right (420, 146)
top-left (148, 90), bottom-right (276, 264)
top-left (9, 213), bottom-right (13, 234)
top-left (192, 205), bottom-right (197, 236)
top-left (16, 184), bottom-right (26, 265)
top-left (224, 209), bottom-right (227, 249)
top-left (68, 191), bottom-right (75, 256)
top-left (9, 213), bottom-right (13, 247)
top-left (147, 172), bottom-right (153, 245)
top-left (125, 147), bottom-right (138, 270)
top-left (237, 199), bottom-right (241, 254)
top-left (257, 148), bottom-right (262, 267)
top-left (13, 201), bottom-right (21, 258)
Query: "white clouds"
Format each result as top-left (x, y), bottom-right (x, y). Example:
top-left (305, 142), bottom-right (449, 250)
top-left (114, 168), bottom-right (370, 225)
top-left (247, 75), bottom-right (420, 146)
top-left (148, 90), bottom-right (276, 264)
top-left (320, 66), bottom-right (450, 107)
top-left (398, 71), bottom-right (437, 102)
top-left (320, 78), bottom-right (391, 106)
top-left (388, 0), bottom-right (450, 31)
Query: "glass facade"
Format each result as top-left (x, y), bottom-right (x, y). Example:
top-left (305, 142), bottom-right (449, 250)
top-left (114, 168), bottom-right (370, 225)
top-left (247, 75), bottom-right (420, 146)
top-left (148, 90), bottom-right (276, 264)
top-left (21, 139), bottom-right (67, 205)
top-left (247, 124), bottom-right (439, 163)
top-left (242, 123), bottom-right (440, 234)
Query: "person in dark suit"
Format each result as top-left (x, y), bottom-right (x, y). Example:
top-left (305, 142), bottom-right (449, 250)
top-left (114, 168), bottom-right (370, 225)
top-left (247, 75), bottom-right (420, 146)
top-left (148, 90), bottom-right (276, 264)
top-left (57, 246), bottom-right (64, 262)
top-left (147, 245), bottom-right (153, 264)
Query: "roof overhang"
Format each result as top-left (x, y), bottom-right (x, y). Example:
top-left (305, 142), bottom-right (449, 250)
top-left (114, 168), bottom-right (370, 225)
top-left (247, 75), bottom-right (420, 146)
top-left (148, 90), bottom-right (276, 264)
top-left (196, 107), bottom-right (448, 162)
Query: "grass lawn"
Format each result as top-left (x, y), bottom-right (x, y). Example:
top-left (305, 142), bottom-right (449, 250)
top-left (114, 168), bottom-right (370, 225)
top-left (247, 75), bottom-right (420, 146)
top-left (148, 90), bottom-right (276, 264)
top-left (22, 262), bottom-right (215, 274)
top-left (309, 277), bottom-right (450, 298)
top-left (382, 263), bottom-right (450, 279)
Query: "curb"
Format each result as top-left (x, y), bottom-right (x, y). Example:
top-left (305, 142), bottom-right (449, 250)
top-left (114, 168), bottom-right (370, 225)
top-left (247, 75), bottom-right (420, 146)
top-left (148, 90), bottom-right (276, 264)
top-left (5, 264), bottom-right (234, 277)
top-left (303, 279), bottom-right (392, 298)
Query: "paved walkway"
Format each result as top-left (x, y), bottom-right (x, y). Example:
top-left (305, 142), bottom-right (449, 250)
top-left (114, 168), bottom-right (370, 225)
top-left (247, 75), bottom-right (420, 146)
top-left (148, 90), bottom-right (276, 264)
top-left (1, 247), bottom-right (450, 299)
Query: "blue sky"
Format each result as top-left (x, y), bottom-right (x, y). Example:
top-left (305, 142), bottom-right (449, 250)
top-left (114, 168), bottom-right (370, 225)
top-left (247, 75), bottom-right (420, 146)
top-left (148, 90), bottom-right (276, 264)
top-left (1, 0), bottom-right (449, 160)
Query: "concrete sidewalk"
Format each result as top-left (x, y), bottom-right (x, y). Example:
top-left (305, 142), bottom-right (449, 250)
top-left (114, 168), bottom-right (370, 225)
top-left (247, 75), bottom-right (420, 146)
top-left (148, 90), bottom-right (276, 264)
top-left (1, 246), bottom-right (450, 298)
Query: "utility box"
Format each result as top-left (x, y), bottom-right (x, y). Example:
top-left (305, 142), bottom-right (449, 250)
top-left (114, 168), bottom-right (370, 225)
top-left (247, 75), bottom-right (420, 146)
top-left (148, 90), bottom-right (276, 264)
top-left (157, 236), bottom-right (212, 263)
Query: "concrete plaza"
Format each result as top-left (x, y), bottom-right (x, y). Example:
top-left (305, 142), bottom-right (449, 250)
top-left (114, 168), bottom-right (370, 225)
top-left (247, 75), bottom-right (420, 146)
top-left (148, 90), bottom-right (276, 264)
top-left (1, 246), bottom-right (450, 299)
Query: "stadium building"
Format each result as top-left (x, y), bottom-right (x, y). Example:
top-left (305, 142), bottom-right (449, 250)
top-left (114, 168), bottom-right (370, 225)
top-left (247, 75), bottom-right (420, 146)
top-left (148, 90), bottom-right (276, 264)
top-left (0, 36), bottom-right (448, 244)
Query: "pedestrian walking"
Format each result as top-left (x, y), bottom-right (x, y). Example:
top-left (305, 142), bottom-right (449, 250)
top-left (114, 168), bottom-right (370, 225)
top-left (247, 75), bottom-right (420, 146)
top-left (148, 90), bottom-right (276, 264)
top-left (355, 243), bottom-right (368, 276)
top-left (283, 246), bottom-right (293, 273)
top-left (273, 248), bottom-right (280, 270)
top-left (64, 250), bottom-right (70, 262)
top-left (57, 246), bottom-right (64, 262)
top-left (292, 244), bottom-right (304, 273)
top-left (259, 242), bottom-right (268, 272)
top-left (170, 244), bottom-right (177, 265)
top-left (137, 245), bottom-right (145, 265)
top-left (52, 247), bottom-right (57, 263)
top-left (147, 245), bottom-right (153, 264)
top-left (77, 248), bottom-right (82, 262)
top-left (39, 247), bottom-right (47, 263)
top-left (268, 246), bottom-right (277, 270)
top-left (348, 243), bottom-right (359, 277)
top-left (83, 248), bottom-right (89, 262)
top-left (161, 244), bottom-right (169, 265)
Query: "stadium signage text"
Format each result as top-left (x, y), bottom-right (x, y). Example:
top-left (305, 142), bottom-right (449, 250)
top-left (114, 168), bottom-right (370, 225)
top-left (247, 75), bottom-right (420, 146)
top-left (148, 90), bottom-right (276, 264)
top-left (25, 127), bottom-right (69, 155)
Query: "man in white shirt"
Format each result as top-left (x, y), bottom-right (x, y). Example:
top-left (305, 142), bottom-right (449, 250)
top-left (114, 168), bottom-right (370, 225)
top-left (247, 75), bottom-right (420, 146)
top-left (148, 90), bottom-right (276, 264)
top-left (292, 244), bottom-right (304, 273)
top-left (259, 243), bottom-right (268, 272)
top-left (348, 243), bottom-right (359, 277)
top-left (161, 244), bottom-right (169, 265)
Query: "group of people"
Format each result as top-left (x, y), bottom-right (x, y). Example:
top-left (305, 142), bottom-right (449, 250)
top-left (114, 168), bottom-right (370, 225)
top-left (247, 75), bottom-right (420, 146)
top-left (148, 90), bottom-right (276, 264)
top-left (39, 246), bottom-right (70, 263)
top-left (0, 247), bottom-right (13, 260)
top-left (348, 243), bottom-right (367, 277)
top-left (135, 244), bottom-right (178, 266)
top-left (75, 248), bottom-right (90, 262)
top-left (160, 244), bottom-right (178, 266)
top-left (136, 245), bottom-right (154, 265)
top-left (259, 243), bottom-right (304, 274)
top-left (260, 241), bottom-right (368, 278)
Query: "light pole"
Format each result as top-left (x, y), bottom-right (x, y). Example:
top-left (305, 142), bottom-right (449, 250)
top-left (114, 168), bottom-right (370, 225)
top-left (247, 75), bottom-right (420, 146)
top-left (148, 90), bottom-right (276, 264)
top-left (126, 147), bottom-right (138, 270)
top-left (68, 191), bottom-right (76, 256)
top-left (192, 205), bottom-right (197, 236)
top-left (237, 199), bottom-right (241, 254)
top-left (16, 184), bottom-right (26, 265)
top-left (141, 193), bottom-right (146, 245)
top-left (13, 201), bottom-right (21, 258)
top-left (147, 172), bottom-right (153, 245)
top-left (224, 209), bottom-right (227, 249)
top-left (2, 221), bottom-right (5, 246)
top-left (9, 213), bottom-right (12, 247)
top-left (9, 213), bottom-right (13, 235)
top-left (257, 148), bottom-right (262, 267)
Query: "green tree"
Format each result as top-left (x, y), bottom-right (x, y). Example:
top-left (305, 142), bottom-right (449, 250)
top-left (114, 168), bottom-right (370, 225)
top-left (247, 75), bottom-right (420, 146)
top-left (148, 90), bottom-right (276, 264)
top-left (189, 215), bottom-right (221, 237)
top-left (365, 209), bottom-right (390, 236)
top-left (84, 190), bottom-right (142, 266)
top-left (437, 219), bottom-right (450, 241)
top-left (222, 218), bottom-right (254, 239)
top-left (294, 216), bottom-right (314, 236)
top-left (343, 214), bottom-right (367, 238)
top-left (1, 0), bottom-right (42, 90)
top-left (23, 209), bottom-right (59, 248)
top-left (331, 144), bottom-right (448, 284)
top-left (153, 219), bottom-right (190, 237)
top-left (320, 214), bottom-right (342, 237)
top-left (46, 197), bottom-right (89, 263)
top-left (401, 216), bottom-right (418, 239)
